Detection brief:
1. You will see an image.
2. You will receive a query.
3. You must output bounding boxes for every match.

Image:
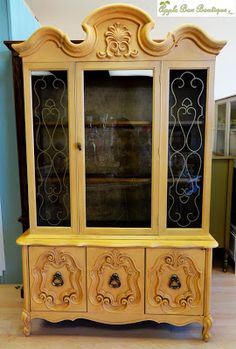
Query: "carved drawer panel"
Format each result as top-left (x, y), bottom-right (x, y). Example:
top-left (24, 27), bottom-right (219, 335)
top-left (87, 247), bottom-right (144, 313)
top-left (29, 247), bottom-right (86, 312)
top-left (146, 248), bottom-right (205, 315)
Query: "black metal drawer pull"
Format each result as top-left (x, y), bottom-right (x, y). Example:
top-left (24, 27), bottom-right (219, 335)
top-left (109, 273), bottom-right (121, 288)
top-left (169, 274), bottom-right (181, 289)
top-left (52, 271), bottom-right (64, 287)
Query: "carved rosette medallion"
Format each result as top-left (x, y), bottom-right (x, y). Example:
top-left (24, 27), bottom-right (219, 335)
top-left (89, 249), bottom-right (141, 311)
top-left (31, 248), bottom-right (83, 310)
top-left (148, 251), bottom-right (202, 313)
top-left (97, 22), bottom-right (139, 59)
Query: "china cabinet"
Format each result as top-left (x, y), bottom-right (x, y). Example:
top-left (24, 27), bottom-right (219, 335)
top-left (9, 4), bottom-right (225, 340)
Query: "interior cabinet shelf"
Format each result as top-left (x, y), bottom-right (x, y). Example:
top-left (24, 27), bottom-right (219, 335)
top-left (167, 177), bottom-right (201, 183)
top-left (34, 120), bottom-right (68, 127)
top-left (169, 120), bottom-right (204, 126)
top-left (86, 177), bottom-right (151, 184)
top-left (85, 120), bottom-right (152, 128)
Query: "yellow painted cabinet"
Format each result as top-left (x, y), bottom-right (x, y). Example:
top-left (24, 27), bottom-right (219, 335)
top-left (10, 2), bottom-right (225, 341)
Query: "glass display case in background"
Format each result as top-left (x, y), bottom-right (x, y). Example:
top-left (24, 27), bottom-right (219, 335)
top-left (214, 96), bottom-right (236, 158)
top-left (214, 96), bottom-right (236, 264)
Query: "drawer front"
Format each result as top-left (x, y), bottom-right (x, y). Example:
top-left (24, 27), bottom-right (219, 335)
top-left (29, 246), bottom-right (86, 312)
top-left (87, 247), bottom-right (144, 313)
top-left (146, 248), bottom-right (205, 315)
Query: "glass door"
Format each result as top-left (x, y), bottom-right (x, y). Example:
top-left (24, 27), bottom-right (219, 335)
top-left (31, 70), bottom-right (71, 227)
top-left (83, 70), bottom-right (153, 228)
top-left (167, 69), bottom-right (207, 228)
top-left (215, 103), bottom-right (227, 155)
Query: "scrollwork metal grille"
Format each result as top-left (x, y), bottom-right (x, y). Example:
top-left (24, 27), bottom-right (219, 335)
top-left (167, 70), bottom-right (207, 228)
top-left (31, 71), bottom-right (70, 226)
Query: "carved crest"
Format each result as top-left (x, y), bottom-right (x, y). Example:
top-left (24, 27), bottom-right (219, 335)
top-left (12, 5), bottom-right (226, 58)
top-left (97, 22), bottom-right (139, 59)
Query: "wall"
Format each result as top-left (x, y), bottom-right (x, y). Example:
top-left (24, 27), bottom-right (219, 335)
top-left (8, 0), bottom-right (40, 39)
top-left (0, 0), bottom-right (39, 283)
top-left (25, 0), bottom-right (236, 100)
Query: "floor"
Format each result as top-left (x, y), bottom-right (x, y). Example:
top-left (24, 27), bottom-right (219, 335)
top-left (0, 266), bottom-right (236, 349)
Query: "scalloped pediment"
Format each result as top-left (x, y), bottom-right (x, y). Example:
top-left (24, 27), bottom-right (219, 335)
top-left (12, 3), bottom-right (226, 59)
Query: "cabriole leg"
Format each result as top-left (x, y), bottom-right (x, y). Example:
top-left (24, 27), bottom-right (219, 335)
top-left (22, 309), bottom-right (31, 336)
top-left (202, 314), bottom-right (212, 342)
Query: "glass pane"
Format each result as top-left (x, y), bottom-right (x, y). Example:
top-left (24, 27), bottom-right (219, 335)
top-left (84, 70), bottom-right (153, 228)
top-left (31, 71), bottom-right (70, 226)
top-left (230, 100), bottom-right (236, 156)
top-left (216, 103), bottom-right (226, 154)
top-left (167, 70), bottom-right (207, 228)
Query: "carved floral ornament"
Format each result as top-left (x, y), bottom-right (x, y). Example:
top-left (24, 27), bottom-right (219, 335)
top-left (97, 22), bottom-right (139, 59)
top-left (12, 4), bottom-right (226, 58)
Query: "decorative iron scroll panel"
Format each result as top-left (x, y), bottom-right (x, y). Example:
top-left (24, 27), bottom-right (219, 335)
top-left (84, 70), bottom-right (153, 228)
top-left (167, 70), bottom-right (207, 228)
top-left (31, 71), bottom-right (70, 226)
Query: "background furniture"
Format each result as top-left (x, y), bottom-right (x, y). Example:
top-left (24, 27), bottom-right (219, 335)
top-left (214, 96), bottom-right (236, 265)
top-left (8, 4), bottom-right (225, 341)
top-left (210, 155), bottom-right (234, 271)
top-left (214, 96), bottom-right (236, 158)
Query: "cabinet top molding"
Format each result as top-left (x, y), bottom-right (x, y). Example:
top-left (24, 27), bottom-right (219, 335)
top-left (12, 3), bottom-right (226, 59)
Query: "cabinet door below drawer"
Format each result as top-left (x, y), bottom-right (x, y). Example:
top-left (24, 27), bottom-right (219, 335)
top-left (29, 246), bottom-right (86, 312)
top-left (87, 247), bottom-right (144, 314)
top-left (146, 248), bottom-right (205, 315)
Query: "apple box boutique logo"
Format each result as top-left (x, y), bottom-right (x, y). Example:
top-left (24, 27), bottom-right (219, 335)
top-left (158, 0), bottom-right (235, 16)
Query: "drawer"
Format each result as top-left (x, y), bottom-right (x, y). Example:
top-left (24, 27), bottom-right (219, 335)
top-left (29, 246), bottom-right (86, 312)
top-left (87, 247), bottom-right (144, 313)
top-left (146, 248), bottom-right (205, 315)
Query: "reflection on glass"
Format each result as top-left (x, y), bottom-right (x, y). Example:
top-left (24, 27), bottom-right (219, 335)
top-left (167, 70), bottom-right (207, 228)
top-left (31, 71), bottom-right (70, 226)
top-left (216, 103), bottom-right (226, 154)
top-left (84, 70), bottom-right (153, 228)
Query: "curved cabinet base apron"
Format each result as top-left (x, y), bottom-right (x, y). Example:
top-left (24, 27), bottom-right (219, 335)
top-left (24, 311), bottom-right (212, 341)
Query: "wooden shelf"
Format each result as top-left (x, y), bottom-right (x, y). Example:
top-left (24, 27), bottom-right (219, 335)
top-left (169, 121), bottom-right (204, 126)
top-left (168, 177), bottom-right (202, 183)
top-left (38, 175), bottom-right (70, 183)
top-left (86, 177), bottom-right (151, 184)
top-left (85, 120), bottom-right (152, 128)
top-left (34, 120), bottom-right (68, 127)
top-left (86, 220), bottom-right (150, 228)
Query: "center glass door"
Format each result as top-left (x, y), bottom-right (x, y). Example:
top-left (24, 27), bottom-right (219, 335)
top-left (84, 69), bottom-right (153, 228)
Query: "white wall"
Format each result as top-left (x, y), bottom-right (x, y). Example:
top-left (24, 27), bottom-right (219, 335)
top-left (25, 0), bottom-right (236, 99)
